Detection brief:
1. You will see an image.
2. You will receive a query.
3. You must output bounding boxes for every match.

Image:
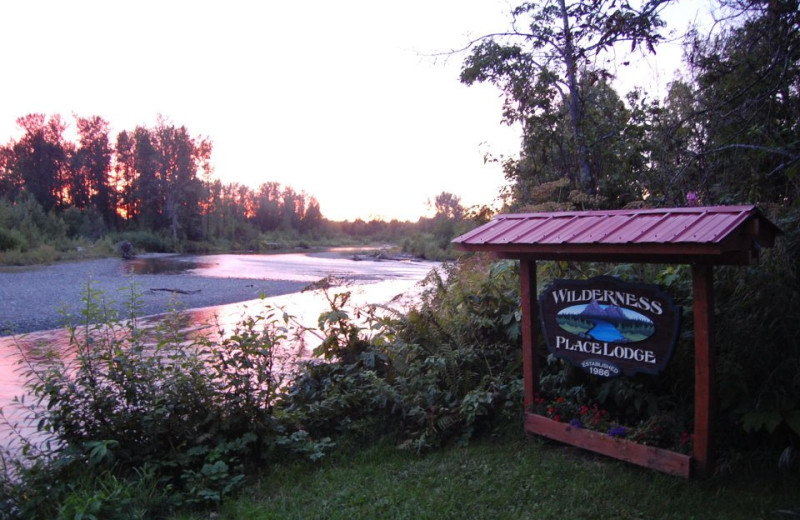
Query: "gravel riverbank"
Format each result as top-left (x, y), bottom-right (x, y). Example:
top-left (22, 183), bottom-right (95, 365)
top-left (0, 255), bottom-right (310, 336)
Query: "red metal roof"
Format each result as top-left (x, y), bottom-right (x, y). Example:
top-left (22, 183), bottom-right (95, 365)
top-left (453, 205), bottom-right (781, 265)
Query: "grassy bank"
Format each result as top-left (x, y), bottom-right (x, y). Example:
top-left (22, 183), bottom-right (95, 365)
top-left (172, 435), bottom-right (799, 520)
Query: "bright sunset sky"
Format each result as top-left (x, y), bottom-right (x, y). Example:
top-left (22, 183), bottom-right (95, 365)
top-left (0, 1), bottom-right (710, 222)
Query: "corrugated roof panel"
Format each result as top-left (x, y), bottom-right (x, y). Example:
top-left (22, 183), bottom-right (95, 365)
top-left (493, 216), bottom-right (551, 244)
top-left (639, 213), bottom-right (698, 242)
top-left (670, 212), bottom-right (719, 242)
top-left (676, 211), bottom-right (746, 242)
top-left (549, 214), bottom-right (613, 243)
top-left (588, 214), bottom-right (648, 244)
top-left (453, 205), bottom-right (777, 247)
top-left (512, 215), bottom-right (579, 243)
top-left (614, 212), bottom-right (672, 243)
top-left (469, 217), bottom-right (526, 244)
top-left (533, 215), bottom-right (598, 243)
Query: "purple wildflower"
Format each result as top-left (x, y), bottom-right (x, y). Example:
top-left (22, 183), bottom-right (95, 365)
top-left (607, 426), bottom-right (627, 438)
top-left (569, 418), bottom-right (582, 429)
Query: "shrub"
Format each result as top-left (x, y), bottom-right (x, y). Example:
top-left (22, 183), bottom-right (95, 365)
top-left (1, 283), bottom-right (315, 517)
top-left (283, 257), bottom-right (524, 451)
top-left (0, 243), bottom-right (58, 265)
top-left (0, 228), bottom-right (26, 251)
top-left (108, 230), bottom-right (171, 252)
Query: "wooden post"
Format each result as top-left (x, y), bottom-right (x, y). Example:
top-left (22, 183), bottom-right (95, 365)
top-left (692, 263), bottom-right (716, 476)
top-left (519, 258), bottom-right (540, 409)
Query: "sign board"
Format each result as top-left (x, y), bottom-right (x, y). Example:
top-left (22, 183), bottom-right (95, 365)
top-left (539, 276), bottom-right (680, 377)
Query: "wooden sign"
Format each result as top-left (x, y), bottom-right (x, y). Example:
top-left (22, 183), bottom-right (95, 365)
top-left (539, 276), bottom-right (680, 377)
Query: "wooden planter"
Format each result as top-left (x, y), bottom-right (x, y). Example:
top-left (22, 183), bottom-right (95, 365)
top-left (525, 412), bottom-right (691, 478)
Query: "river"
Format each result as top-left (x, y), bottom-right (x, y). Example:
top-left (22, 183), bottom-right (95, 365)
top-left (0, 249), bottom-right (439, 453)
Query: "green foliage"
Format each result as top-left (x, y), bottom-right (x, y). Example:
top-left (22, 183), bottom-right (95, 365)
top-left (283, 256), bottom-right (523, 451)
top-left (107, 230), bottom-right (171, 253)
top-left (0, 283), bottom-right (314, 518)
top-left (712, 207), bottom-right (800, 448)
top-left (62, 206), bottom-right (107, 240)
top-left (687, 2), bottom-right (800, 205)
top-left (0, 228), bottom-right (25, 251)
top-left (0, 244), bottom-right (59, 265)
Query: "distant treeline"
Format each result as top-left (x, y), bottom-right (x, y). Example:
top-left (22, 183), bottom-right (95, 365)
top-left (0, 114), bottom-right (481, 259)
top-left (0, 114), bottom-right (326, 243)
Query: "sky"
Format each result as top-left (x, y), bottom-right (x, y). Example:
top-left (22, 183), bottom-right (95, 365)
top-left (0, 1), bottom-right (711, 222)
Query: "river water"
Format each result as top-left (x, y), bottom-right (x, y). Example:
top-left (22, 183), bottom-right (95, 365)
top-left (0, 250), bottom-right (439, 454)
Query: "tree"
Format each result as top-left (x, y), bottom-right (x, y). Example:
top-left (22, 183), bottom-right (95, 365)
top-left (300, 197), bottom-right (323, 232)
top-left (685, 0), bottom-right (800, 205)
top-left (73, 116), bottom-right (114, 226)
top-left (253, 182), bottom-right (283, 231)
top-left (114, 130), bottom-right (138, 222)
top-left (504, 75), bottom-right (648, 209)
top-left (629, 80), bottom-right (708, 205)
top-left (432, 191), bottom-right (464, 220)
top-left (280, 187), bottom-right (301, 231)
top-left (152, 119), bottom-right (209, 241)
top-left (132, 126), bottom-right (162, 229)
top-left (460, 0), bottom-right (674, 196)
top-left (8, 114), bottom-right (71, 211)
top-left (0, 144), bottom-right (22, 200)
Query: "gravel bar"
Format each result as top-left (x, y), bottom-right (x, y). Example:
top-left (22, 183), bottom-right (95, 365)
top-left (0, 255), bottom-right (310, 336)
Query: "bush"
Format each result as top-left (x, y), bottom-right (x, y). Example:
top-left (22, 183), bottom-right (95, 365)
top-left (0, 228), bottom-right (26, 251)
top-left (283, 257), bottom-right (524, 451)
top-left (0, 243), bottom-right (58, 265)
top-left (108, 231), bottom-right (171, 252)
top-left (0, 283), bottom-right (316, 517)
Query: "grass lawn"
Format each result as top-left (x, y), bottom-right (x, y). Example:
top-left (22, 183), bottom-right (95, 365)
top-left (172, 434), bottom-right (799, 520)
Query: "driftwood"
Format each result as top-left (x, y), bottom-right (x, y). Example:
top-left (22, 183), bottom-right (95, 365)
top-left (149, 288), bottom-right (201, 295)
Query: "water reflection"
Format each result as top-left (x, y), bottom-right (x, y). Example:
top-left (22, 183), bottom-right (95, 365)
top-left (0, 254), bottom-right (435, 456)
top-left (123, 256), bottom-right (212, 275)
top-left (186, 251), bottom-right (430, 283)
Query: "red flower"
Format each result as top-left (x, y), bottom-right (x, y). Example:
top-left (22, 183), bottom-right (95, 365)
top-left (556, 396), bottom-right (565, 404)
top-left (579, 405), bottom-right (589, 416)
top-left (554, 415), bottom-right (561, 422)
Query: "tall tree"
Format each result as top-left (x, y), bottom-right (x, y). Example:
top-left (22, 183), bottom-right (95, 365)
top-left (254, 181), bottom-right (283, 231)
top-left (152, 119), bottom-right (211, 241)
top-left (505, 75), bottom-right (646, 209)
top-left (460, 0), bottom-right (673, 196)
top-left (432, 191), bottom-right (464, 220)
top-left (8, 114), bottom-right (71, 211)
top-left (114, 130), bottom-right (138, 222)
top-left (0, 144), bottom-right (22, 200)
top-left (686, 0), bottom-right (800, 204)
top-left (132, 126), bottom-right (162, 229)
top-left (73, 116), bottom-right (114, 225)
top-left (300, 196), bottom-right (323, 232)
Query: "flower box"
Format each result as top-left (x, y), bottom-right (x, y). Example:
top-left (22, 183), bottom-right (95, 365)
top-left (524, 412), bottom-right (691, 478)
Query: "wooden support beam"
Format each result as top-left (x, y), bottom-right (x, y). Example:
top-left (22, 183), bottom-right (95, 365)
top-left (692, 263), bottom-right (717, 476)
top-left (519, 258), bottom-right (540, 409)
